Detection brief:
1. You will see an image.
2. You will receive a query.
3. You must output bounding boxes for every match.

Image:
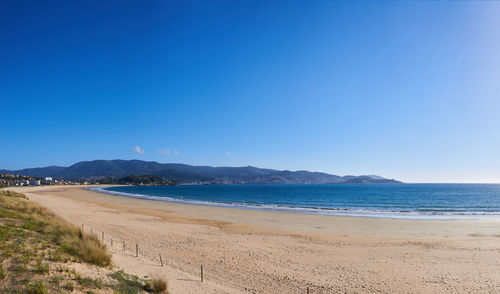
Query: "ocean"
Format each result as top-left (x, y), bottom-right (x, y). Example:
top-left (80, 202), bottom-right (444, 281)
top-left (91, 183), bottom-right (500, 219)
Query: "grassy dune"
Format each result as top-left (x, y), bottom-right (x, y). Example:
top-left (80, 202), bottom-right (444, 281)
top-left (0, 190), bottom-right (169, 294)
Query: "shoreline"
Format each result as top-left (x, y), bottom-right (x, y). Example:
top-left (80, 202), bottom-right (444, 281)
top-left (6, 185), bottom-right (500, 293)
top-left (91, 185), bottom-right (500, 220)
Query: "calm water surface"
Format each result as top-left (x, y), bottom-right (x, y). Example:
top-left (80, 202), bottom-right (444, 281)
top-left (93, 184), bottom-right (500, 218)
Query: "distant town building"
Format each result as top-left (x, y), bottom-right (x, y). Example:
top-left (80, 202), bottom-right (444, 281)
top-left (42, 177), bottom-right (54, 184)
top-left (1, 173), bottom-right (68, 186)
top-left (14, 179), bottom-right (29, 186)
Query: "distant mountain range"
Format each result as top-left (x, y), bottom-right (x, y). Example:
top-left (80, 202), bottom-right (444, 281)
top-left (0, 160), bottom-right (402, 184)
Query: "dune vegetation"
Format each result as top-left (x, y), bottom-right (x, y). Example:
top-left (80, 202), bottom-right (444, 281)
top-left (0, 190), bottom-right (169, 293)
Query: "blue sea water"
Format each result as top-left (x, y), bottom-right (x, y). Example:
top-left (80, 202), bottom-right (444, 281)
top-left (92, 184), bottom-right (500, 219)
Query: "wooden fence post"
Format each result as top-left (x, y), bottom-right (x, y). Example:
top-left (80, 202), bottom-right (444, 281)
top-left (201, 265), bottom-right (203, 282)
top-left (307, 287), bottom-right (310, 294)
top-left (159, 254), bottom-right (163, 267)
top-left (102, 232), bottom-right (104, 242)
top-left (136, 243), bottom-right (138, 257)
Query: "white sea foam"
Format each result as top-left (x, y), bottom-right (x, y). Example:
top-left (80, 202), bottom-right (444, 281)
top-left (87, 187), bottom-right (500, 220)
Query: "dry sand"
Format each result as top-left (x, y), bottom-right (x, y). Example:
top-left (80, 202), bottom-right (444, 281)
top-left (8, 185), bottom-right (500, 293)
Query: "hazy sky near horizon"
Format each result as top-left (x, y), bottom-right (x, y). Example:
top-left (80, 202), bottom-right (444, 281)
top-left (1, 1), bottom-right (500, 183)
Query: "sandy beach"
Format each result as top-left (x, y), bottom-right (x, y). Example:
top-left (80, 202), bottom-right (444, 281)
top-left (8, 185), bottom-right (500, 293)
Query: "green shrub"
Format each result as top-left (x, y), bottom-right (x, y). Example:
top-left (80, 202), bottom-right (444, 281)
top-left (25, 280), bottom-right (48, 294)
top-left (34, 259), bottom-right (49, 274)
top-left (109, 270), bottom-right (151, 294)
top-left (63, 281), bottom-right (74, 291)
top-left (49, 275), bottom-right (62, 286)
top-left (76, 275), bottom-right (103, 289)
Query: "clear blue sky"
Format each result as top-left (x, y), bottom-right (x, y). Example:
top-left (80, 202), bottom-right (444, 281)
top-left (1, 1), bottom-right (500, 183)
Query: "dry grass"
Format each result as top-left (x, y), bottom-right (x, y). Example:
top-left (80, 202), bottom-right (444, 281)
top-left (0, 190), bottom-right (111, 266)
top-left (0, 189), bottom-right (166, 293)
top-left (151, 276), bottom-right (169, 293)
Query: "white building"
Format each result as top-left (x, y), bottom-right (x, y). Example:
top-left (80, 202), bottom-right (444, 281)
top-left (15, 180), bottom-right (29, 186)
top-left (42, 177), bottom-right (54, 184)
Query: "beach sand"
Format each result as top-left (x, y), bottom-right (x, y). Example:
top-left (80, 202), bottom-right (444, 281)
top-left (8, 185), bottom-right (500, 293)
